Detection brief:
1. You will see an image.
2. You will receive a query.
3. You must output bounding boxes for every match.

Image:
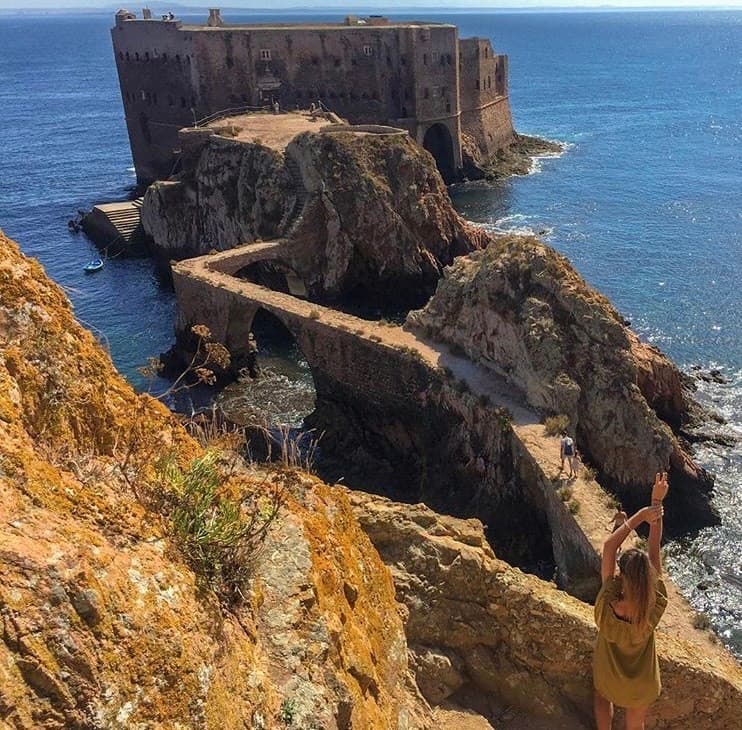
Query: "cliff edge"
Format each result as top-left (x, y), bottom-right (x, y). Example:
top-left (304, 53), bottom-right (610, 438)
top-left (142, 124), bottom-right (488, 307)
top-left (408, 235), bottom-right (716, 530)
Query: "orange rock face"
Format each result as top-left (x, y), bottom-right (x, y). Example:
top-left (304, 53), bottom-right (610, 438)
top-left (0, 231), bottom-right (418, 729)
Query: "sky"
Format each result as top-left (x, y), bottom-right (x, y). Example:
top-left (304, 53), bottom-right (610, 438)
top-left (1, 1), bottom-right (741, 10)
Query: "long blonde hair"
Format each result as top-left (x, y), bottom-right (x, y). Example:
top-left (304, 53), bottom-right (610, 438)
top-left (618, 548), bottom-right (657, 628)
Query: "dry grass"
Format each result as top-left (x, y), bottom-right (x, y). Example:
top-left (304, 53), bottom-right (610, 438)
top-left (543, 414), bottom-right (570, 437)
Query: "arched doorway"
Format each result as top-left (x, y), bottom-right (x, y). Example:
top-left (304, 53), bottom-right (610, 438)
top-left (423, 123), bottom-right (456, 183)
top-left (219, 307), bottom-right (316, 430)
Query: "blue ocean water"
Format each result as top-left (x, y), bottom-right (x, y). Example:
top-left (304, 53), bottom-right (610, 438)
top-left (0, 9), bottom-right (740, 655)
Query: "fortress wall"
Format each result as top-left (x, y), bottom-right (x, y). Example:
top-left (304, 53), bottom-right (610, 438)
top-left (112, 20), bottom-right (197, 181)
top-left (460, 96), bottom-right (515, 161)
top-left (191, 26), bottom-right (424, 123)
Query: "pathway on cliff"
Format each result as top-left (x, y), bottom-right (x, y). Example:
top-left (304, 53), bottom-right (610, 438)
top-left (174, 247), bottom-right (738, 673)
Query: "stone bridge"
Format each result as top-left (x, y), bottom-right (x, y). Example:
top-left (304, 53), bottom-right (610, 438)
top-left (173, 244), bottom-right (609, 600)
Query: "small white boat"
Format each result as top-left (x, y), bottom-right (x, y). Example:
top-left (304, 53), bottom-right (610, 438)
top-left (83, 259), bottom-right (104, 273)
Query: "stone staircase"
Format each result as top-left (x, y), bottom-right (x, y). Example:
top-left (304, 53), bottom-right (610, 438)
top-left (281, 156), bottom-right (310, 237)
top-left (82, 197), bottom-right (146, 254)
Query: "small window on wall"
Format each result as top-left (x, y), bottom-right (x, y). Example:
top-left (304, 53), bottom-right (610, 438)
top-left (487, 76), bottom-right (491, 89)
top-left (446, 102), bottom-right (451, 113)
top-left (424, 88), bottom-right (429, 99)
top-left (181, 96), bottom-right (186, 108)
top-left (475, 80), bottom-right (480, 90)
top-left (260, 49), bottom-right (271, 61)
top-left (363, 45), bottom-right (373, 56)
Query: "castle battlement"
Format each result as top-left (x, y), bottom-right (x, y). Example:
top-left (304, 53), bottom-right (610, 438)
top-left (111, 8), bottom-right (514, 183)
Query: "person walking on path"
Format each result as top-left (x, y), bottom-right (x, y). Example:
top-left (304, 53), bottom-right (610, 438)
top-left (559, 431), bottom-right (577, 478)
top-left (593, 472), bottom-right (670, 730)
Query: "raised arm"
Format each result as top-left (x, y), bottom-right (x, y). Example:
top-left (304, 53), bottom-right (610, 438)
top-left (648, 472), bottom-right (669, 575)
top-left (601, 504), bottom-right (663, 582)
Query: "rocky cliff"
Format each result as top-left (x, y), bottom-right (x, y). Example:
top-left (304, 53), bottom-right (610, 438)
top-left (142, 127), bottom-right (488, 307)
top-left (408, 235), bottom-right (716, 530)
top-left (0, 231), bottom-right (425, 729)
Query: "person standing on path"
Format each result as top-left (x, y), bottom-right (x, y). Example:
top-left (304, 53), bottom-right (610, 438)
top-left (560, 431), bottom-right (577, 478)
top-left (593, 472), bottom-right (670, 730)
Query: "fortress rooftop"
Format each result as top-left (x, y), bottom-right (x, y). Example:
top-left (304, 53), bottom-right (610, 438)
top-left (118, 9), bottom-right (453, 31)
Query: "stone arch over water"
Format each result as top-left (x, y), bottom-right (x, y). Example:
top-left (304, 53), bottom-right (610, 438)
top-left (423, 122), bottom-right (456, 183)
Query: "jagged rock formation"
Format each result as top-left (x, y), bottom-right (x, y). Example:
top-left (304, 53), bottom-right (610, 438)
top-left (408, 236), bottom-right (716, 530)
top-left (0, 231), bottom-right (425, 729)
top-left (351, 493), bottom-right (742, 730)
top-left (141, 127), bottom-right (488, 307)
top-left (462, 132), bottom-right (564, 180)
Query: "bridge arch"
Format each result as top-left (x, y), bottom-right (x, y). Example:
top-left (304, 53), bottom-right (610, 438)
top-left (222, 303), bottom-right (316, 429)
top-left (423, 123), bottom-right (456, 183)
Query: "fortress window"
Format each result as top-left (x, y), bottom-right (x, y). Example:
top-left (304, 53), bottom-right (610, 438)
top-left (180, 96), bottom-right (186, 108)
top-left (446, 102), bottom-right (451, 112)
top-left (487, 76), bottom-right (491, 89)
top-left (363, 45), bottom-right (373, 57)
top-left (226, 57), bottom-right (234, 68)
top-left (485, 47), bottom-right (489, 58)
top-left (185, 55), bottom-right (191, 65)
top-left (424, 87), bottom-right (429, 99)
top-left (135, 52), bottom-right (140, 61)
top-left (475, 79), bottom-right (480, 90)
top-left (125, 51), bottom-right (130, 61)
top-left (175, 54), bottom-right (181, 63)
top-left (145, 52), bottom-right (150, 61)
top-left (446, 54), bottom-right (452, 65)
top-left (387, 56), bottom-right (391, 67)
top-left (260, 49), bottom-right (272, 61)
top-left (423, 53), bottom-right (427, 65)
top-left (152, 92), bottom-right (158, 105)
top-left (401, 106), bottom-right (407, 117)
top-left (401, 55), bottom-right (407, 66)
top-left (334, 58), bottom-right (341, 68)
top-left (312, 57), bottom-right (319, 66)
top-left (162, 53), bottom-right (167, 61)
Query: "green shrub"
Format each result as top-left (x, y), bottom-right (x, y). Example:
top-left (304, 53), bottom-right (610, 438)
top-left (543, 414), bottom-right (570, 437)
top-left (568, 498), bottom-right (580, 515)
top-left (308, 308), bottom-right (321, 320)
top-left (557, 486), bottom-right (573, 502)
top-left (693, 612), bottom-right (711, 630)
top-left (155, 451), bottom-right (281, 604)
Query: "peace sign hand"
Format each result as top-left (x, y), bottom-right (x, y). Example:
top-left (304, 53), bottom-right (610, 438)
top-left (651, 471), bottom-right (669, 504)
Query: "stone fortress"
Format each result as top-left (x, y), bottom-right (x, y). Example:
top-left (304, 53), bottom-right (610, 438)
top-left (112, 8), bottom-right (514, 183)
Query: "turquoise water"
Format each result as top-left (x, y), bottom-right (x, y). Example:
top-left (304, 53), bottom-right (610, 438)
top-left (0, 9), bottom-right (739, 656)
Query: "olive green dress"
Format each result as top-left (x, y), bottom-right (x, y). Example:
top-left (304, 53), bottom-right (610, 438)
top-left (593, 575), bottom-right (668, 708)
